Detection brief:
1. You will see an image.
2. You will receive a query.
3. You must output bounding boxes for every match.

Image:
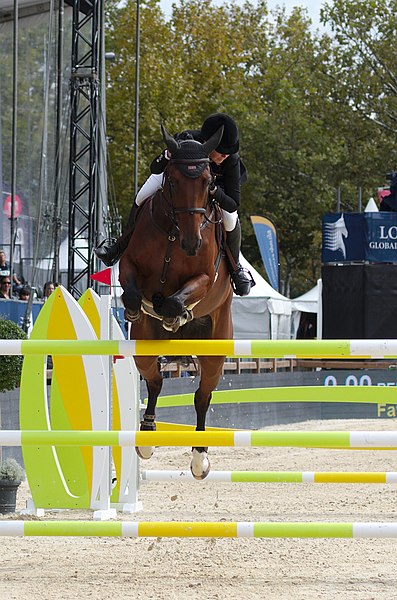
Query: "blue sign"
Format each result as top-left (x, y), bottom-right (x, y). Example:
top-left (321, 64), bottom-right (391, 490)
top-left (0, 301), bottom-right (128, 337)
top-left (364, 213), bottom-right (397, 262)
top-left (322, 213), bottom-right (397, 263)
top-left (250, 215), bottom-right (279, 290)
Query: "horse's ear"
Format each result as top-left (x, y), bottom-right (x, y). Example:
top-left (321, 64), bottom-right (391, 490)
top-left (202, 125), bottom-right (224, 156)
top-left (161, 124), bottom-right (180, 154)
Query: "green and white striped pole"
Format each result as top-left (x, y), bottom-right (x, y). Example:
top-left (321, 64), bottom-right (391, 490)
top-left (1, 521), bottom-right (397, 538)
top-left (1, 338), bottom-right (397, 358)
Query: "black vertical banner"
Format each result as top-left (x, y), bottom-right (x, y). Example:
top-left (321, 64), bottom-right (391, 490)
top-left (322, 264), bottom-right (397, 339)
top-left (322, 265), bottom-right (365, 338)
top-left (364, 264), bottom-right (397, 338)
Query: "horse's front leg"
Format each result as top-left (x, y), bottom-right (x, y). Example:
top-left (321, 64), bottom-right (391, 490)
top-left (153, 273), bottom-right (211, 319)
top-left (119, 261), bottom-right (142, 322)
top-left (191, 387), bottom-right (212, 480)
top-left (190, 355), bottom-right (226, 480)
top-left (134, 356), bottom-right (163, 460)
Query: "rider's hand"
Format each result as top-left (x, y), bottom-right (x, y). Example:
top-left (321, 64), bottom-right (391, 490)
top-left (209, 183), bottom-right (218, 196)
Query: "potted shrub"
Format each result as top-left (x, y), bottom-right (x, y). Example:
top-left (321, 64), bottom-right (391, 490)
top-left (0, 317), bottom-right (27, 393)
top-left (0, 457), bottom-right (25, 513)
top-left (0, 318), bottom-right (27, 510)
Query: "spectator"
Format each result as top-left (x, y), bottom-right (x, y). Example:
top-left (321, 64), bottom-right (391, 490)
top-left (380, 171), bottom-right (397, 211)
top-left (43, 281), bottom-right (55, 300)
top-left (18, 286), bottom-right (31, 301)
top-left (0, 249), bottom-right (23, 293)
top-left (0, 250), bottom-right (9, 275)
top-left (0, 276), bottom-right (12, 299)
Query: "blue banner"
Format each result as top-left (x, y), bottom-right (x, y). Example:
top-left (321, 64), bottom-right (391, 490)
top-left (322, 212), bottom-right (397, 263)
top-left (0, 301), bottom-right (127, 335)
top-left (250, 215), bottom-right (279, 290)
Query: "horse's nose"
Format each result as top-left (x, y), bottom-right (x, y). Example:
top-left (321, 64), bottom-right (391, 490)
top-left (181, 236), bottom-right (202, 256)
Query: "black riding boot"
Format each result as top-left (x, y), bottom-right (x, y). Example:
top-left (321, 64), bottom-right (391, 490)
top-left (95, 203), bottom-right (138, 267)
top-left (226, 221), bottom-right (254, 296)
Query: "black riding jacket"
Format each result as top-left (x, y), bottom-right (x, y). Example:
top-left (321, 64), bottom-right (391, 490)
top-left (150, 129), bottom-right (247, 214)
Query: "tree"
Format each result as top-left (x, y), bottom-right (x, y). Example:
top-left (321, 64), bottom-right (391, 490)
top-left (104, 0), bottom-right (397, 296)
top-left (235, 7), bottom-right (338, 294)
top-left (321, 0), bottom-right (397, 136)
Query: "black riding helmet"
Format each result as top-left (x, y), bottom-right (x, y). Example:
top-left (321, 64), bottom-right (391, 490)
top-left (200, 113), bottom-right (239, 155)
top-left (161, 123), bottom-right (224, 178)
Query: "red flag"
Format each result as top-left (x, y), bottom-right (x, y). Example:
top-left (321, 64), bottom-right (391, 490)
top-left (90, 267), bottom-right (112, 289)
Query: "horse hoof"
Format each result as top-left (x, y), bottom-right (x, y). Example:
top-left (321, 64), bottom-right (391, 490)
top-left (190, 449), bottom-right (211, 480)
top-left (162, 317), bottom-right (182, 333)
top-left (135, 446), bottom-right (154, 460)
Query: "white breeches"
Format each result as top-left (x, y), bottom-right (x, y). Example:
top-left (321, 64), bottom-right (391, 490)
top-left (221, 210), bottom-right (238, 231)
top-left (135, 173), bottom-right (238, 232)
top-left (135, 173), bottom-right (164, 206)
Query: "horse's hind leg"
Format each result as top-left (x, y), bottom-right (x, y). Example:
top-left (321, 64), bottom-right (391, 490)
top-left (190, 356), bottom-right (225, 480)
top-left (134, 356), bottom-right (163, 460)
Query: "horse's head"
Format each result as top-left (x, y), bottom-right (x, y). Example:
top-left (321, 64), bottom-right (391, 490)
top-left (161, 124), bottom-right (223, 256)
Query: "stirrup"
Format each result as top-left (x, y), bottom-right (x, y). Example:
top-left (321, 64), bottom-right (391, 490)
top-left (96, 237), bottom-right (117, 250)
top-left (94, 237), bottom-right (120, 266)
top-left (230, 267), bottom-right (255, 296)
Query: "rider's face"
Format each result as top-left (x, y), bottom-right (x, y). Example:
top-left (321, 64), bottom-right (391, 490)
top-left (209, 150), bottom-right (229, 165)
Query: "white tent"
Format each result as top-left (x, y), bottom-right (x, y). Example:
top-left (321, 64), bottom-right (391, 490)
top-left (365, 198), bottom-right (379, 212)
top-left (232, 255), bottom-right (292, 340)
top-left (291, 284), bottom-right (319, 314)
top-left (291, 280), bottom-right (322, 339)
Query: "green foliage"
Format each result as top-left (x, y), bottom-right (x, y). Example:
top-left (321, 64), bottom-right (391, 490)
top-left (320, 0), bottom-right (397, 159)
top-left (105, 0), bottom-right (397, 296)
top-left (0, 319), bottom-right (27, 393)
top-left (0, 458), bottom-right (25, 482)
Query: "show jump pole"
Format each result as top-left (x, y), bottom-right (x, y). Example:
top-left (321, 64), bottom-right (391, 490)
top-left (1, 339), bottom-right (397, 358)
top-left (2, 430), bottom-right (397, 449)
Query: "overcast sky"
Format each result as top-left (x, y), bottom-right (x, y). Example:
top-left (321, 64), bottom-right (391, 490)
top-left (159, 0), bottom-right (323, 27)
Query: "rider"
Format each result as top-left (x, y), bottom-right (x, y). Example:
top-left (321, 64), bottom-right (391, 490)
top-left (95, 113), bottom-right (254, 296)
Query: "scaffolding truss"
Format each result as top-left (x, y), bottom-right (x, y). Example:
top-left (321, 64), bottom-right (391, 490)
top-left (68, 0), bottom-right (101, 297)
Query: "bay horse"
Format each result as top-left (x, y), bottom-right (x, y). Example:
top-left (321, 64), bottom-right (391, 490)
top-left (119, 124), bottom-right (233, 479)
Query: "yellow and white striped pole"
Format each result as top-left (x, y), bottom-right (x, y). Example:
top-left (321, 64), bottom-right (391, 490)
top-left (1, 430), bottom-right (397, 448)
top-left (1, 521), bottom-right (397, 538)
top-left (141, 470), bottom-right (397, 484)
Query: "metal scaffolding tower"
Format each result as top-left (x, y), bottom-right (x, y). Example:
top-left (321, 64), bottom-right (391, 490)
top-left (68, 0), bottom-right (102, 297)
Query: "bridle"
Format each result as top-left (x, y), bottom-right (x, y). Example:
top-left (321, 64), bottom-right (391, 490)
top-left (163, 158), bottom-right (212, 220)
top-left (149, 153), bottom-right (223, 242)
